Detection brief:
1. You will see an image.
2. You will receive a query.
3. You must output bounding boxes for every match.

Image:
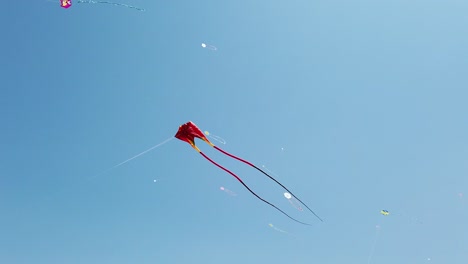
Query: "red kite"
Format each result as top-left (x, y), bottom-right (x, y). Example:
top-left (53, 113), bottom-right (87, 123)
top-left (175, 121), bottom-right (323, 225)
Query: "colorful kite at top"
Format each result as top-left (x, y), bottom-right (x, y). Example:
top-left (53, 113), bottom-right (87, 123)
top-left (175, 121), bottom-right (323, 225)
top-left (59, 0), bottom-right (145, 11)
top-left (60, 0), bottom-right (72, 8)
top-left (380, 210), bottom-right (389, 216)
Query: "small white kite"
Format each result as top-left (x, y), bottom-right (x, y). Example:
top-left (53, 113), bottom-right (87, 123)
top-left (201, 43), bottom-right (217, 51)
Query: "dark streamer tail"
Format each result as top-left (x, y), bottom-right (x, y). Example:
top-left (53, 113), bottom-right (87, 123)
top-left (213, 146), bottom-right (323, 222)
top-left (199, 152), bottom-right (312, 226)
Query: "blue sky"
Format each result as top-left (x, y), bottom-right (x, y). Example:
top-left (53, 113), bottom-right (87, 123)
top-left (1, 0), bottom-right (467, 263)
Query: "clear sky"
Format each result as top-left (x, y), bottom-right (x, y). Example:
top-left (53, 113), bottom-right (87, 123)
top-left (1, 0), bottom-right (467, 263)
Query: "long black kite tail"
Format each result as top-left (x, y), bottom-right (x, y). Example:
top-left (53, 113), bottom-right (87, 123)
top-left (213, 145), bottom-right (323, 222)
top-left (252, 165), bottom-right (324, 222)
top-left (199, 152), bottom-right (312, 226)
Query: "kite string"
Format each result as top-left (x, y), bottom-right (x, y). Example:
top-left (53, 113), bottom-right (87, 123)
top-left (367, 226), bottom-right (381, 264)
top-left (14, 137), bottom-right (172, 216)
top-left (213, 145), bottom-right (323, 222)
top-left (92, 136), bottom-right (173, 179)
top-left (199, 151), bottom-right (312, 226)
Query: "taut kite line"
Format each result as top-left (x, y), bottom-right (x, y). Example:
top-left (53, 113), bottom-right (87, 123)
top-left (175, 121), bottom-right (323, 225)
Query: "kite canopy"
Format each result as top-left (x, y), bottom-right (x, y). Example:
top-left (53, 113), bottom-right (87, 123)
top-left (380, 210), bottom-right (389, 216)
top-left (175, 121), bottom-right (212, 150)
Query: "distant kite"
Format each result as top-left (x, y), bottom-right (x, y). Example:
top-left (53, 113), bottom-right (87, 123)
top-left (204, 131), bottom-right (226, 144)
top-left (284, 192), bottom-right (303, 211)
top-left (60, 0), bottom-right (72, 8)
top-left (268, 223), bottom-right (292, 235)
top-left (175, 121), bottom-right (323, 225)
top-left (201, 43), bottom-right (217, 51)
top-left (59, 0), bottom-right (145, 11)
top-left (381, 210), bottom-right (389, 216)
top-left (219, 186), bottom-right (237, 196)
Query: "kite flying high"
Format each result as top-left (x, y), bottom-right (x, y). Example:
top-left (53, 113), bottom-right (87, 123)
top-left (59, 0), bottom-right (145, 11)
top-left (175, 121), bottom-right (323, 225)
top-left (98, 121), bottom-right (323, 225)
top-left (380, 210), bottom-right (389, 216)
